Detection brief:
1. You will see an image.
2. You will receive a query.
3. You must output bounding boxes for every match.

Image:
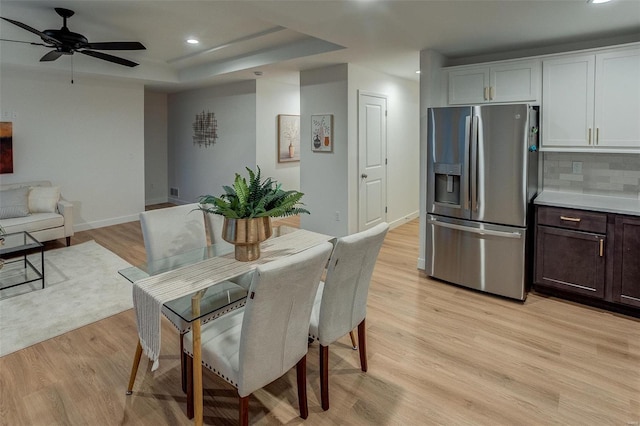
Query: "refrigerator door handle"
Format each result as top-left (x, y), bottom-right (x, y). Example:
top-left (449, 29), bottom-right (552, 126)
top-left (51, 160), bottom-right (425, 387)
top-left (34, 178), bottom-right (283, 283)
top-left (463, 115), bottom-right (471, 210)
top-left (428, 218), bottom-right (523, 239)
top-left (471, 115), bottom-right (479, 212)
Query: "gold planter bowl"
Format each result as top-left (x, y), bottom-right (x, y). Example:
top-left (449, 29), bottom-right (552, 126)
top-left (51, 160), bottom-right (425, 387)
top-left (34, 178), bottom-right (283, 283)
top-left (222, 217), bottom-right (273, 261)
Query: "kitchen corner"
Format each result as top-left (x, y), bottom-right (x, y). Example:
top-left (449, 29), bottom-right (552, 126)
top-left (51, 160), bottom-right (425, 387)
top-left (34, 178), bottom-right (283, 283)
top-left (532, 153), bottom-right (640, 314)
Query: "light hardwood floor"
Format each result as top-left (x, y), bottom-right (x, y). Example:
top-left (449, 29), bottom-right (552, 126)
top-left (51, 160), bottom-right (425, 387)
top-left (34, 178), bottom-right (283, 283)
top-left (1, 217), bottom-right (638, 425)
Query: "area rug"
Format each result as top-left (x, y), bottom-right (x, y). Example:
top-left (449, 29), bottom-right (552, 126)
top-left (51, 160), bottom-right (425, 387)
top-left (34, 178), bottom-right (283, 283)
top-left (0, 240), bottom-right (133, 357)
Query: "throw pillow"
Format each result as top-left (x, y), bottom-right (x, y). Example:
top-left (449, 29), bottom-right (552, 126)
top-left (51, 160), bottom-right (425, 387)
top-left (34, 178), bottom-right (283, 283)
top-left (0, 187), bottom-right (31, 219)
top-left (28, 186), bottom-right (61, 213)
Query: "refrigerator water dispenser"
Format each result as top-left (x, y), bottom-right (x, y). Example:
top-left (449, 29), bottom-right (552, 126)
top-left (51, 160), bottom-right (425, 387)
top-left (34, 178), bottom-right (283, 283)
top-left (433, 163), bottom-right (462, 206)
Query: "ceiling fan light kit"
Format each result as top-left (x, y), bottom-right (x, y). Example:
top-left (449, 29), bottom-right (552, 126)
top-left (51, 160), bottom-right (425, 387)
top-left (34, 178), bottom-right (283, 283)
top-left (0, 7), bottom-right (146, 67)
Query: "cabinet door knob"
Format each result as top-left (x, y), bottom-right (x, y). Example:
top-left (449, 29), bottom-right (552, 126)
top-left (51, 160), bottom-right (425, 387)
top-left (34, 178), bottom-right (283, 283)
top-left (560, 216), bottom-right (581, 222)
top-left (361, 173), bottom-right (368, 179)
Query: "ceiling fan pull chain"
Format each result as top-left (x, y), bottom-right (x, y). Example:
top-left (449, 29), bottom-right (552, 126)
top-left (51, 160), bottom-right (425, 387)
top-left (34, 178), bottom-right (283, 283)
top-left (71, 55), bottom-right (74, 84)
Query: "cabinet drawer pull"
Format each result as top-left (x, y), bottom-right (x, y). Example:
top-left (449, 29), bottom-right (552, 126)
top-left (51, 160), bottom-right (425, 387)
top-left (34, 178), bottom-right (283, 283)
top-left (599, 239), bottom-right (604, 257)
top-left (560, 216), bottom-right (581, 222)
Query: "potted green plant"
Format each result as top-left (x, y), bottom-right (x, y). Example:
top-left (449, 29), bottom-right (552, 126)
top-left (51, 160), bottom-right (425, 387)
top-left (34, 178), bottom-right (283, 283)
top-left (198, 166), bottom-right (309, 261)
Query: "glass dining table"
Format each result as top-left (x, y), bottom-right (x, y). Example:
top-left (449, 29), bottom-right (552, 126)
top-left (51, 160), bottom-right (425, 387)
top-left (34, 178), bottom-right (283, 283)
top-left (118, 225), bottom-right (333, 426)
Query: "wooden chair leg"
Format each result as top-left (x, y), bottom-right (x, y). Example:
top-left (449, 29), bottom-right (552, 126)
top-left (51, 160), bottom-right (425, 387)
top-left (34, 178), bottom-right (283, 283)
top-left (65, 236), bottom-right (71, 246)
top-left (126, 340), bottom-right (143, 395)
top-left (358, 318), bottom-right (367, 372)
top-left (186, 355), bottom-right (194, 419)
top-left (239, 395), bottom-right (249, 426)
top-left (320, 344), bottom-right (330, 411)
top-left (349, 330), bottom-right (358, 350)
top-left (296, 355), bottom-right (309, 419)
top-left (181, 334), bottom-right (187, 393)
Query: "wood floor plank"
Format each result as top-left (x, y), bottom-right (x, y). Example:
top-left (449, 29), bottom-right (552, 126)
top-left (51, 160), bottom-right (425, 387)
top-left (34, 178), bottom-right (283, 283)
top-left (1, 216), bottom-right (638, 425)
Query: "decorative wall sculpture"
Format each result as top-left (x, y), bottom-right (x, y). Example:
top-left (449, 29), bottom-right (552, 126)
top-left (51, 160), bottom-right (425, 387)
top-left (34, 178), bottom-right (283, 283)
top-left (193, 111), bottom-right (218, 147)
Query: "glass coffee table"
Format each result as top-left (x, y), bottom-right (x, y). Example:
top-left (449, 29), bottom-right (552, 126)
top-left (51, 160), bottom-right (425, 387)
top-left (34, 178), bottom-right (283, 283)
top-left (0, 231), bottom-right (45, 292)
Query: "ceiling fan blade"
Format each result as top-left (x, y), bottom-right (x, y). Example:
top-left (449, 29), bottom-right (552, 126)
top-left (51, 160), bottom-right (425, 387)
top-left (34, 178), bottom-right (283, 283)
top-left (85, 41), bottom-right (146, 51)
top-left (0, 17), bottom-right (61, 46)
top-left (79, 50), bottom-right (139, 67)
top-left (0, 38), bottom-right (50, 47)
top-left (40, 50), bottom-right (63, 62)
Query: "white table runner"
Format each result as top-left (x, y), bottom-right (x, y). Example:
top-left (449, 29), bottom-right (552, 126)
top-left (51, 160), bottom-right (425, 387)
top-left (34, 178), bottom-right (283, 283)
top-left (132, 229), bottom-right (333, 370)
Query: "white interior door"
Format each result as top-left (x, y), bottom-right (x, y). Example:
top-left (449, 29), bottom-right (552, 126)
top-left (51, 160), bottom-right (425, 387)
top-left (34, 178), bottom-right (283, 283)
top-left (358, 92), bottom-right (387, 231)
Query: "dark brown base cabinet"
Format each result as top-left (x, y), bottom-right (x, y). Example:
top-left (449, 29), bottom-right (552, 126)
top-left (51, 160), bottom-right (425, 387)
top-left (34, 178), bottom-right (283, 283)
top-left (534, 206), bottom-right (639, 315)
top-left (612, 215), bottom-right (640, 308)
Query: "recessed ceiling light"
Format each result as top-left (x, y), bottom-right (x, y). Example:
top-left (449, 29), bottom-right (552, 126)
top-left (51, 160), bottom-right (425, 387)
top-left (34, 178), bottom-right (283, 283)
top-left (587, 0), bottom-right (612, 3)
top-left (415, 70), bottom-right (421, 74)
top-left (186, 38), bottom-right (199, 45)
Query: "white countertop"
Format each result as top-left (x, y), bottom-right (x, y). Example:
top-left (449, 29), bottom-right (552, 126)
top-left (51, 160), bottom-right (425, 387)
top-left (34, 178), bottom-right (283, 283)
top-left (534, 191), bottom-right (640, 216)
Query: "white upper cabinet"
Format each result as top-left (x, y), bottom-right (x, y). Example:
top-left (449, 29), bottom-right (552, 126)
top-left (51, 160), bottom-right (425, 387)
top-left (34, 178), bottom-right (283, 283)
top-left (595, 49), bottom-right (640, 149)
top-left (542, 55), bottom-right (595, 148)
top-left (542, 46), bottom-right (640, 153)
top-left (448, 59), bottom-right (540, 105)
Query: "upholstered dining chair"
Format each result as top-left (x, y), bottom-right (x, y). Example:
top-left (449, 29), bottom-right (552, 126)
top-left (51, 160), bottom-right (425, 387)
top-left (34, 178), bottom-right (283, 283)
top-left (204, 210), bottom-right (232, 249)
top-left (184, 242), bottom-right (334, 425)
top-left (140, 203), bottom-right (208, 263)
top-left (130, 203), bottom-right (237, 394)
top-left (308, 222), bottom-right (389, 410)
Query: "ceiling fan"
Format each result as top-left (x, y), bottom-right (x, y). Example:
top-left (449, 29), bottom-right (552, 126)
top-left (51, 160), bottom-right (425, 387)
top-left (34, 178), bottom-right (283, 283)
top-left (0, 7), bottom-right (146, 67)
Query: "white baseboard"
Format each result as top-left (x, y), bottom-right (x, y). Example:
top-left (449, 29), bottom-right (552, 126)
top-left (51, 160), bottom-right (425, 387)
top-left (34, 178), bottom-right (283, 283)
top-left (168, 197), bottom-right (189, 205)
top-left (145, 196), bottom-right (168, 206)
top-left (417, 257), bottom-right (425, 270)
top-left (73, 214), bottom-right (139, 232)
top-left (388, 210), bottom-right (419, 230)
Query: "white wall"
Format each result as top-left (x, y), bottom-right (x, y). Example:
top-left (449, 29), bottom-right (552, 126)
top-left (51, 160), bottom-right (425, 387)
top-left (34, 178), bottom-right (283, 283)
top-left (300, 65), bottom-right (350, 236)
top-left (300, 63), bottom-right (420, 236)
top-left (167, 81), bottom-right (257, 204)
top-left (0, 66), bottom-right (145, 231)
top-left (347, 64), bottom-right (420, 232)
top-left (255, 78), bottom-right (300, 191)
top-left (144, 91), bottom-right (168, 205)
top-left (418, 49), bottom-right (447, 270)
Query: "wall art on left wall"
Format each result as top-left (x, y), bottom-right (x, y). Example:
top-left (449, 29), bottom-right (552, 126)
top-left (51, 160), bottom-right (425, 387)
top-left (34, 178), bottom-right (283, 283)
top-left (0, 122), bottom-right (13, 174)
top-left (278, 114), bottom-right (300, 162)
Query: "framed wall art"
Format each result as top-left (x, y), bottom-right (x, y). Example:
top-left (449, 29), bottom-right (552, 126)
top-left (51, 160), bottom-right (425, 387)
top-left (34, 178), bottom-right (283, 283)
top-left (0, 122), bottom-right (13, 174)
top-left (277, 114), bottom-right (300, 162)
top-left (311, 114), bottom-right (333, 153)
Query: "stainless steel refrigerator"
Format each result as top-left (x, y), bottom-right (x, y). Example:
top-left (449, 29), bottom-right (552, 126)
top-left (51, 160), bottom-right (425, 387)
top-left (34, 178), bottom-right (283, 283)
top-left (426, 104), bottom-right (539, 300)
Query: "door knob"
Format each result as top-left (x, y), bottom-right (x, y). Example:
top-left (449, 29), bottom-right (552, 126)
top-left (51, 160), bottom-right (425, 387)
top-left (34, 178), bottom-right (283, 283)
top-left (361, 173), bottom-right (368, 179)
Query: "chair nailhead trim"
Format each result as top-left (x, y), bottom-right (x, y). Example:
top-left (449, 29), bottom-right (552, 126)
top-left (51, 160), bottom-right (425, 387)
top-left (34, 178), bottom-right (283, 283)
top-left (166, 301), bottom-right (246, 333)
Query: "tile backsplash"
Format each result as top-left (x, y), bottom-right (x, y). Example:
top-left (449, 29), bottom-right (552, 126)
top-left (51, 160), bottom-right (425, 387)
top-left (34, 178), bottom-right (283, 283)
top-left (543, 152), bottom-right (640, 199)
